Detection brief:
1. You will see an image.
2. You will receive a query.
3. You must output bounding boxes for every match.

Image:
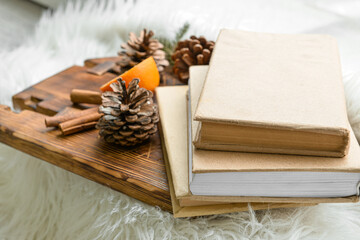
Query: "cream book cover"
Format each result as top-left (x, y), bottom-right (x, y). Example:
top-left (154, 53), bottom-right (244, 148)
top-left (194, 29), bottom-right (350, 157)
top-left (155, 66), bottom-right (359, 217)
top-left (189, 66), bottom-right (360, 200)
top-left (156, 85), bottom-right (310, 217)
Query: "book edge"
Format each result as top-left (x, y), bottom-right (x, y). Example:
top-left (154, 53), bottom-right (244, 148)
top-left (193, 29), bottom-right (349, 148)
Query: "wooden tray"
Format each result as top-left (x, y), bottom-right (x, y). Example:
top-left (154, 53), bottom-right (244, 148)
top-left (0, 57), bottom-right (182, 212)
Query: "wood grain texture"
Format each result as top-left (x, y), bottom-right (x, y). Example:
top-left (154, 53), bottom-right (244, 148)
top-left (3, 63), bottom-right (174, 212)
top-left (12, 66), bottom-right (115, 115)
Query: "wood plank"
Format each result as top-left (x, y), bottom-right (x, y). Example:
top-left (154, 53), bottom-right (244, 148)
top-left (84, 57), bottom-right (123, 68)
top-left (0, 107), bottom-right (171, 211)
top-left (4, 63), bottom-right (174, 211)
top-left (13, 66), bottom-right (116, 115)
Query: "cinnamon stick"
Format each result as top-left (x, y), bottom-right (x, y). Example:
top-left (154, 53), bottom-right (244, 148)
top-left (60, 121), bottom-right (98, 136)
top-left (59, 112), bottom-right (103, 132)
top-left (70, 89), bottom-right (102, 105)
top-left (45, 107), bottom-right (98, 127)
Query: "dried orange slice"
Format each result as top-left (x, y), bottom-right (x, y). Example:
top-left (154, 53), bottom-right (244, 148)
top-left (100, 56), bottom-right (160, 92)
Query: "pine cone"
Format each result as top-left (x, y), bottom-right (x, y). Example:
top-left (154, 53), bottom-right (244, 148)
top-left (96, 78), bottom-right (159, 146)
top-left (117, 29), bottom-right (169, 73)
top-left (171, 36), bottom-right (215, 83)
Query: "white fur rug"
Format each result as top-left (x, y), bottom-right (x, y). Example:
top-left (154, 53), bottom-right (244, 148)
top-left (1, 0), bottom-right (360, 239)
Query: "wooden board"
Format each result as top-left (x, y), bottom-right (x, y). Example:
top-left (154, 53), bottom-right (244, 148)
top-left (12, 65), bottom-right (116, 115)
top-left (2, 61), bottom-right (175, 212)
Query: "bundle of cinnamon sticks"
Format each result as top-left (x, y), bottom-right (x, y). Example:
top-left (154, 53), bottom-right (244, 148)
top-left (45, 89), bottom-right (103, 135)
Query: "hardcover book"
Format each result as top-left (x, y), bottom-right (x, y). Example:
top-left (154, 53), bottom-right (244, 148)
top-left (189, 66), bottom-right (360, 200)
top-left (156, 85), bottom-right (310, 218)
top-left (194, 29), bottom-right (350, 157)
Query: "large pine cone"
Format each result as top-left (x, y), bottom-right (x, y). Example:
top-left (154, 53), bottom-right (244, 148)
top-left (171, 36), bottom-right (215, 83)
top-left (96, 78), bottom-right (159, 146)
top-left (117, 29), bottom-right (169, 73)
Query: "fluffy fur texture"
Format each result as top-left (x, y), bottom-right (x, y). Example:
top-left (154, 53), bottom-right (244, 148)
top-left (1, 0), bottom-right (360, 239)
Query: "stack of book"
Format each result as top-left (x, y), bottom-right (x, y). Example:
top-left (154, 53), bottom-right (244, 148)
top-left (156, 29), bottom-right (360, 218)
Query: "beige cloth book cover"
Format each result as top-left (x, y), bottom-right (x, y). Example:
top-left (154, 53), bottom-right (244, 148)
top-left (190, 66), bottom-right (360, 200)
top-left (194, 29), bottom-right (349, 157)
top-left (156, 85), bottom-right (312, 218)
top-left (162, 144), bottom-right (311, 218)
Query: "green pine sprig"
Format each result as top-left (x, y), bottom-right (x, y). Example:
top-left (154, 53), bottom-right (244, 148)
top-left (158, 22), bottom-right (190, 66)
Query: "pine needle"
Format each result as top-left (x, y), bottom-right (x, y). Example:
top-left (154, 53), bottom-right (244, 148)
top-left (175, 22), bottom-right (190, 42)
top-left (158, 22), bottom-right (190, 65)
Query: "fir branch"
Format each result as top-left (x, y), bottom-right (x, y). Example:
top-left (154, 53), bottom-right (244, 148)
top-left (158, 22), bottom-right (190, 66)
top-left (175, 22), bottom-right (190, 42)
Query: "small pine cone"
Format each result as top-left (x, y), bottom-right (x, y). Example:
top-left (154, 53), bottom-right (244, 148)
top-left (171, 36), bottom-right (215, 83)
top-left (117, 29), bottom-right (169, 73)
top-left (96, 78), bottom-right (159, 147)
